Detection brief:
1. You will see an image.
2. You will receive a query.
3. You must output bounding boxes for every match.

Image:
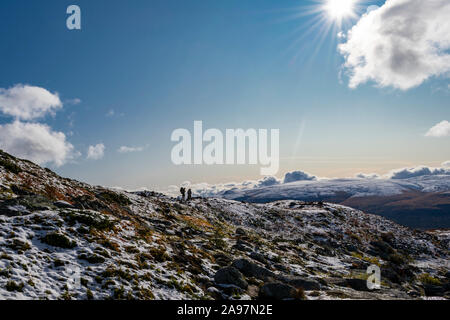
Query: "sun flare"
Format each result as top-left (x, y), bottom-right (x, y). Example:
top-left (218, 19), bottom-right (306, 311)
top-left (324, 0), bottom-right (356, 19)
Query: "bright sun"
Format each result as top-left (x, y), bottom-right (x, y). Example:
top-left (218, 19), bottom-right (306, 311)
top-left (325, 0), bottom-right (355, 19)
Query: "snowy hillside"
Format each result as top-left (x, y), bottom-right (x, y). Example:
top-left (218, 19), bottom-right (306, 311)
top-left (0, 150), bottom-right (449, 300)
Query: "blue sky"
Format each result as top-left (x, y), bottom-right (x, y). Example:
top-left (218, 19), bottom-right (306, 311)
top-left (0, 0), bottom-right (449, 190)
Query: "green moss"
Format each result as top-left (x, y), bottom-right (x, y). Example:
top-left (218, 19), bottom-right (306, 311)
top-left (149, 246), bottom-right (170, 263)
top-left (0, 252), bottom-right (13, 261)
top-left (53, 259), bottom-right (66, 267)
top-left (112, 286), bottom-right (133, 300)
top-left (113, 286), bottom-right (125, 299)
top-left (101, 267), bottom-right (133, 281)
top-left (272, 255), bottom-right (282, 263)
top-left (387, 252), bottom-right (409, 265)
top-left (0, 158), bottom-right (21, 174)
top-left (80, 278), bottom-right (89, 287)
top-left (94, 247), bottom-right (111, 258)
top-left (168, 277), bottom-right (194, 294)
top-left (0, 268), bottom-right (11, 277)
top-left (86, 288), bottom-right (94, 300)
top-left (62, 211), bottom-right (115, 231)
top-left (102, 279), bottom-right (116, 289)
top-left (351, 252), bottom-right (363, 259)
top-left (6, 280), bottom-right (24, 292)
top-left (60, 290), bottom-right (72, 300)
top-left (327, 290), bottom-right (350, 299)
top-left (125, 246), bottom-right (139, 254)
top-left (418, 273), bottom-right (442, 286)
top-left (98, 191), bottom-right (131, 206)
top-left (351, 252), bottom-right (380, 266)
top-left (136, 287), bottom-right (155, 300)
top-left (98, 239), bottom-right (120, 251)
top-left (136, 253), bottom-right (153, 269)
top-left (41, 233), bottom-right (76, 249)
top-left (348, 232), bottom-right (362, 243)
top-left (209, 229), bottom-right (227, 250)
top-left (136, 227), bottom-right (153, 241)
top-left (8, 239), bottom-right (31, 252)
top-left (78, 254), bottom-right (105, 264)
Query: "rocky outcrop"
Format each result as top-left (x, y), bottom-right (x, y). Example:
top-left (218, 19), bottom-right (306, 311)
top-left (231, 259), bottom-right (274, 281)
top-left (259, 282), bottom-right (299, 300)
top-left (214, 267), bottom-right (248, 289)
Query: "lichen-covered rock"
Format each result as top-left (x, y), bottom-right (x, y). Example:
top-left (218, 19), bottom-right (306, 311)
top-left (232, 259), bottom-right (274, 281)
top-left (232, 239), bottom-right (253, 252)
top-left (214, 267), bottom-right (248, 289)
top-left (0, 195), bottom-right (53, 216)
top-left (259, 282), bottom-right (298, 300)
top-left (337, 278), bottom-right (371, 292)
top-left (284, 277), bottom-right (322, 291)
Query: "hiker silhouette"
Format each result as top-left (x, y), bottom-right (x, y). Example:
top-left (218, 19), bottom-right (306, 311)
top-left (180, 187), bottom-right (186, 201)
top-left (187, 189), bottom-right (192, 201)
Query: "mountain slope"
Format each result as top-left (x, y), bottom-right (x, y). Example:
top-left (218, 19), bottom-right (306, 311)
top-left (217, 177), bottom-right (450, 229)
top-left (0, 150), bottom-right (449, 300)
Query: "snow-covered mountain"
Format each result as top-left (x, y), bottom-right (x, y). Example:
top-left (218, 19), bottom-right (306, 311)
top-left (213, 175), bottom-right (450, 229)
top-left (219, 175), bottom-right (450, 200)
top-left (0, 150), bottom-right (449, 300)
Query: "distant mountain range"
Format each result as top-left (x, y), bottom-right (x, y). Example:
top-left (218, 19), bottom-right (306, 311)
top-left (216, 175), bottom-right (450, 230)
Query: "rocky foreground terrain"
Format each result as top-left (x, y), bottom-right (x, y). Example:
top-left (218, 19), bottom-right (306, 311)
top-left (0, 150), bottom-right (449, 300)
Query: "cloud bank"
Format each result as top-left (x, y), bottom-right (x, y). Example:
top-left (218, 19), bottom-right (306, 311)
top-left (255, 176), bottom-right (280, 188)
top-left (0, 84), bottom-right (62, 120)
top-left (0, 121), bottom-right (74, 166)
top-left (387, 165), bottom-right (450, 180)
top-left (355, 173), bottom-right (380, 179)
top-left (339, 0), bottom-right (450, 90)
top-left (283, 171), bottom-right (317, 183)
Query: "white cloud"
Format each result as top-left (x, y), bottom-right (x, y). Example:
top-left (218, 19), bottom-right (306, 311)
top-left (387, 166), bottom-right (449, 179)
top-left (355, 173), bottom-right (380, 179)
top-left (117, 146), bottom-right (144, 153)
top-left (0, 121), bottom-right (75, 166)
top-left (87, 144), bottom-right (105, 160)
top-left (0, 84), bottom-right (62, 120)
top-left (337, 31), bottom-right (346, 40)
top-left (339, 0), bottom-right (450, 90)
top-left (425, 120), bottom-right (450, 137)
top-left (283, 171), bottom-right (316, 183)
top-left (442, 161), bottom-right (450, 168)
top-left (255, 176), bottom-right (280, 188)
